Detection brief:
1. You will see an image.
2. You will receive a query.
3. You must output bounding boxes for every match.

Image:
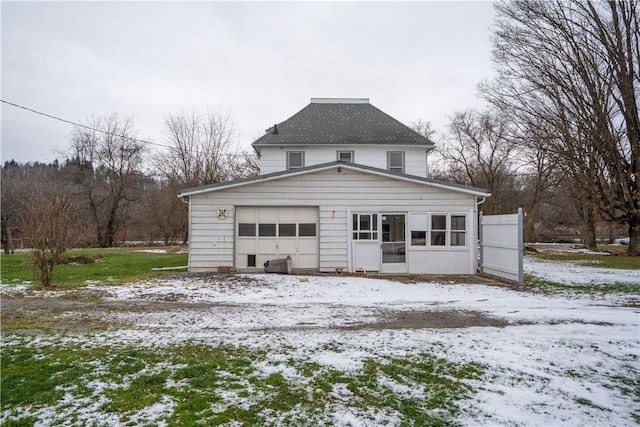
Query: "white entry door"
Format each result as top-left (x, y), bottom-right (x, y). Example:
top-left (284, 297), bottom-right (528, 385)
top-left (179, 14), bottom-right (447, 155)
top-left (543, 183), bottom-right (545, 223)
top-left (380, 213), bottom-right (407, 273)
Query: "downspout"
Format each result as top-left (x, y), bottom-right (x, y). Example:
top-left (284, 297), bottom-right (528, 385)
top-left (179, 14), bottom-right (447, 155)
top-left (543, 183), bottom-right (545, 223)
top-left (476, 196), bottom-right (486, 210)
top-left (425, 146), bottom-right (435, 178)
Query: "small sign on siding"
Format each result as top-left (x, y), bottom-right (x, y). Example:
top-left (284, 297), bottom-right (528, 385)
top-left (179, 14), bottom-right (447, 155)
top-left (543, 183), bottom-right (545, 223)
top-left (216, 208), bottom-right (229, 220)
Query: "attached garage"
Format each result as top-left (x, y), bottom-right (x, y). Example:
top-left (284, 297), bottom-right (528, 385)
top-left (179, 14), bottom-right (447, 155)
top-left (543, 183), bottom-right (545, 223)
top-left (235, 207), bottom-right (319, 270)
top-left (179, 162), bottom-right (489, 274)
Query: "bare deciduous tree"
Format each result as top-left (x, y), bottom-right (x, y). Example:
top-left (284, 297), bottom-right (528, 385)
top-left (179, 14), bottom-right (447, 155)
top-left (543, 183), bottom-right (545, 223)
top-left (1, 160), bottom-right (23, 254)
top-left (2, 160), bottom-right (68, 252)
top-left (66, 115), bottom-right (146, 247)
top-left (143, 181), bottom-right (188, 245)
top-left (156, 110), bottom-right (242, 186)
top-left (411, 119), bottom-right (437, 140)
top-left (485, 0), bottom-right (640, 253)
top-left (441, 109), bottom-right (521, 214)
top-left (153, 110), bottom-right (259, 244)
top-left (226, 150), bottom-right (260, 181)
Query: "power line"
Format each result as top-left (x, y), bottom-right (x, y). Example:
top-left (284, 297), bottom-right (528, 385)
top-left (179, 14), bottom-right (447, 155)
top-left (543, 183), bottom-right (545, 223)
top-left (1, 99), bottom-right (171, 149)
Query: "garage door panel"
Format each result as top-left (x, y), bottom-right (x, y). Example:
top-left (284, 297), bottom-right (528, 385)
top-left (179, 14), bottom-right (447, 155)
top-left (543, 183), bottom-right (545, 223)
top-left (278, 209), bottom-right (297, 222)
top-left (237, 208), bottom-right (257, 222)
top-left (298, 254), bottom-right (317, 269)
top-left (258, 239), bottom-right (278, 253)
top-left (298, 239), bottom-right (317, 254)
top-left (259, 208), bottom-right (278, 222)
top-left (298, 208), bottom-right (318, 222)
top-left (237, 238), bottom-right (256, 254)
top-left (278, 239), bottom-right (297, 253)
top-left (236, 254), bottom-right (249, 268)
top-left (236, 207), bottom-right (318, 270)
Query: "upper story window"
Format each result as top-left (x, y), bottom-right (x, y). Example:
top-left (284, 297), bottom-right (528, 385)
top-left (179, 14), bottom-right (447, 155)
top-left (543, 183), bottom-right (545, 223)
top-left (337, 151), bottom-right (354, 163)
top-left (387, 151), bottom-right (405, 173)
top-left (287, 151), bottom-right (305, 170)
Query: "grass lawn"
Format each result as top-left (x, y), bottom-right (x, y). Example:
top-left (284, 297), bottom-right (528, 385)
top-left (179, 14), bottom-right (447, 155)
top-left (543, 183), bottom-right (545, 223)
top-left (1, 249), bottom-right (637, 425)
top-left (0, 247), bottom-right (188, 288)
top-left (530, 252), bottom-right (640, 270)
top-left (1, 337), bottom-right (482, 426)
top-left (525, 249), bottom-right (639, 294)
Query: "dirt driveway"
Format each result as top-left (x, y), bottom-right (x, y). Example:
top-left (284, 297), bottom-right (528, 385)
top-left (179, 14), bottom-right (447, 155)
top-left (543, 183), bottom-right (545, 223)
top-left (1, 273), bottom-right (511, 334)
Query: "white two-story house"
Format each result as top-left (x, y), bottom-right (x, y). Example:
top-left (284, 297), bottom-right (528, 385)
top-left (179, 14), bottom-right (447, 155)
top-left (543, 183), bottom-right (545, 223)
top-left (178, 98), bottom-right (490, 274)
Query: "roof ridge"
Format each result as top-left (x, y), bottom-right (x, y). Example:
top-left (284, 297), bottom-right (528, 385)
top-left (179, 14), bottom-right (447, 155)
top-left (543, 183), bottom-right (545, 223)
top-left (310, 98), bottom-right (369, 104)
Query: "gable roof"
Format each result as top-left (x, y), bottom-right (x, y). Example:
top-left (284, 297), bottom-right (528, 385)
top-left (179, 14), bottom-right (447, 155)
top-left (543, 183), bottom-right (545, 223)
top-left (252, 98), bottom-right (435, 149)
top-left (178, 161), bottom-right (489, 198)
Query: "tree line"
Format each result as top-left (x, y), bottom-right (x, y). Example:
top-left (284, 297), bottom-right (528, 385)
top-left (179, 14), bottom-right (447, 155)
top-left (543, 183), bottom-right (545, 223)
top-left (1, 111), bottom-right (260, 285)
top-left (2, 0), bottom-right (638, 272)
top-left (422, 0), bottom-right (638, 255)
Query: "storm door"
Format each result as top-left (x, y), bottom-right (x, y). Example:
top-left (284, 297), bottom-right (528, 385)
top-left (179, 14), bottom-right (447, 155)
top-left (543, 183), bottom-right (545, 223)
top-left (380, 213), bottom-right (407, 273)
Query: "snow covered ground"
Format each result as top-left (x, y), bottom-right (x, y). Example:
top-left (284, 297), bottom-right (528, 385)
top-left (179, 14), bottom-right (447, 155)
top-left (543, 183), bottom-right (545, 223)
top-left (2, 256), bottom-right (639, 426)
top-left (524, 255), bottom-right (640, 286)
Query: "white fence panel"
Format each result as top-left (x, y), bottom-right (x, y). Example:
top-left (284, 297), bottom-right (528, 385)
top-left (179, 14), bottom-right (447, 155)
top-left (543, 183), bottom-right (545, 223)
top-left (480, 208), bottom-right (523, 285)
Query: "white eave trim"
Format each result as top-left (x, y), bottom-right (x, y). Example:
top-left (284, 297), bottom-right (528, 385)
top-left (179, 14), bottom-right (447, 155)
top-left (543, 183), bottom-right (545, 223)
top-left (178, 163), bottom-right (489, 198)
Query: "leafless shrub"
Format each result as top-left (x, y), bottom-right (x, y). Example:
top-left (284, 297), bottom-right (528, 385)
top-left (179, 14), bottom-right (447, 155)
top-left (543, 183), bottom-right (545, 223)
top-left (20, 192), bottom-right (77, 288)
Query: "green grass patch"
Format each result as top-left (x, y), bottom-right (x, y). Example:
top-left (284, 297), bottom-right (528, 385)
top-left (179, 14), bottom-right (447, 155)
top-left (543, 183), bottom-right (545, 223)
top-left (598, 245), bottom-right (633, 254)
top-left (525, 277), bottom-right (639, 295)
top-left (1, 337), bottom-right (485, 426)
top-left (0, 248), bottom-right (188, 288)
top-left (531, 253), bottom-right (640, 270)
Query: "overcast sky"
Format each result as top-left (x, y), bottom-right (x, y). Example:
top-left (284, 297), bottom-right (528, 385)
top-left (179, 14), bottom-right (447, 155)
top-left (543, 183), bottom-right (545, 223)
top-left (1, 1), bottom-right (496, 164)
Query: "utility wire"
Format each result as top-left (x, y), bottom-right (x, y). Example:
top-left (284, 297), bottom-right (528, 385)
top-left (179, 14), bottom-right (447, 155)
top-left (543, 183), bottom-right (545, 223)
top-left (1, 99), bottom-right (171, 149)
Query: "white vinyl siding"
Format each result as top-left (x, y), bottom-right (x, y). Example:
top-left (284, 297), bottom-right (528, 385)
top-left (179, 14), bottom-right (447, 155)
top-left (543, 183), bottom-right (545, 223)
top-left (259, 145), bottom-right (428, 177)
top-left (186, 167), bottom-right (478, 274)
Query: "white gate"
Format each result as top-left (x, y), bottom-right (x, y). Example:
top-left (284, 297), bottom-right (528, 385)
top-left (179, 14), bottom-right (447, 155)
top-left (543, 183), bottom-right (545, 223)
top-left (479, 208), bottom-right (523, 286)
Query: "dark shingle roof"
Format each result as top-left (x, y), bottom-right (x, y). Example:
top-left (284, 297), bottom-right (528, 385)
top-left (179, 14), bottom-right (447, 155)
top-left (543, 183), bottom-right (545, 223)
top-left (252, 99), bottom-right (435, 148)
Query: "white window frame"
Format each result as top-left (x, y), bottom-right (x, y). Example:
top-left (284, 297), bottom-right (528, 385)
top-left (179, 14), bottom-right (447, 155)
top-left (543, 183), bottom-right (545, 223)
top-left (287, 151), bottom-right (305, 170)
top-left (387, 151), bottom-right (405, 173)
top-left (337, 150), bottom-right (354, 163)
top-left (430, 214), bottom-right (447, 247)
top-left (450, 214), bottom-right (467, 247)
top-left (409, 213), bottom-right (428, 247)
top-left (352, 213), bottom-right (378, 241)
top-left (428, 213), bottom-right (468, 249)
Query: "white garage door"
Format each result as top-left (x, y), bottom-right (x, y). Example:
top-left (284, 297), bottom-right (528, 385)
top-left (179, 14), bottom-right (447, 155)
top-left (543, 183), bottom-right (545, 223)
top-left (235, 207), bottom-right (319, 270)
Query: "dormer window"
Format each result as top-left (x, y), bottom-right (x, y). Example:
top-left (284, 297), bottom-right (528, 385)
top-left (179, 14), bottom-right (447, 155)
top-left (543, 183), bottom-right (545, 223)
top-left (287, 151), bottom-right (305, 170)
top-left (337, 151), bottom-right (354, 163)
top-left (387, 151), bottom-right (405, 173)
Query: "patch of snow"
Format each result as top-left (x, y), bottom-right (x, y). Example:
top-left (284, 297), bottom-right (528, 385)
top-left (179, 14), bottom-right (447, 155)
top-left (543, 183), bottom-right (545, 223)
top-left (129, 395), bottom-right (176, 427)
top-left (3, 255), bottom-right (639, 426)
top-left (524, 256), bottom-right (640, 286)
